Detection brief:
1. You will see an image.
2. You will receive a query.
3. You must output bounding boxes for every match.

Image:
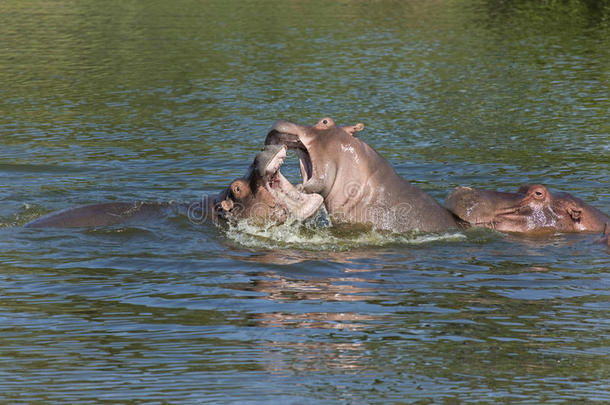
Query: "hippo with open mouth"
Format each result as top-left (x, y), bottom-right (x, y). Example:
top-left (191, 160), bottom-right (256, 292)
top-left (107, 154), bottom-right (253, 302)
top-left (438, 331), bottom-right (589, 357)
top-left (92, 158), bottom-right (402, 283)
top-left (265, 117), bottom-right (457, 232)
top-left (24, 145), bottom-right (323, 228)
top-left (215, 144), bottom-right (323, 223)
top-left (445, 184), bottom-right (609, 235)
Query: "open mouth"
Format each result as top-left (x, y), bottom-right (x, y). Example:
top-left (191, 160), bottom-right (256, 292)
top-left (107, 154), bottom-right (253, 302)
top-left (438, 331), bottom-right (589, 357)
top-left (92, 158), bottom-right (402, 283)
top-left (260, 144), bottom-right (322, 221)
top-left (265, 130), bottom-right (313, 183)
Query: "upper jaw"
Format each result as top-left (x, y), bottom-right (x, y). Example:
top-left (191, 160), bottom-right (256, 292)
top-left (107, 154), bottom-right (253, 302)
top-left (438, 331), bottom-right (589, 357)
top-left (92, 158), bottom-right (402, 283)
top-left (260, 147), bottom-right (322, 221)
top-left (265, 127), bottom-right (313, 183)
top-left (265, 129), bottom-right (304, 150)
top-left (261, 145), bottom-right (286, 177)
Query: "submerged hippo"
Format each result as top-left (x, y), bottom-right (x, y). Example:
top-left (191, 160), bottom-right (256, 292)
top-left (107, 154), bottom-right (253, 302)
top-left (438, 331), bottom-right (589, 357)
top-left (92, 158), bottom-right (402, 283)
top-left (445, 184), bottom-right (609, 234)
top-left (24, 201), bottom-right (177, 228)
top-left (25, 145), bottom-right (323, 228)
top-left (264, 117), bottom-right (457, 232)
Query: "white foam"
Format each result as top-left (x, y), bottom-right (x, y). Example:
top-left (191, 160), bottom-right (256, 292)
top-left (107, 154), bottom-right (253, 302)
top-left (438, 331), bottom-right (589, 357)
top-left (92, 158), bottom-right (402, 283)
top-left (223, 213), bottom-right (466, 251)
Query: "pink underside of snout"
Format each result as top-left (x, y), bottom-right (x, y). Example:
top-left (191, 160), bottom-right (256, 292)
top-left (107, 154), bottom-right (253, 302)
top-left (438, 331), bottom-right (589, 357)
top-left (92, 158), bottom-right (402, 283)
top-left (266, 171), bottom-right (323, 221)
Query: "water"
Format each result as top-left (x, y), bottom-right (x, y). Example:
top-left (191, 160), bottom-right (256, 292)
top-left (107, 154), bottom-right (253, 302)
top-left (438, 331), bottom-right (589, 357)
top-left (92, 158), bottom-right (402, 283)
top-left (1, 0), bottom-right (609, 403)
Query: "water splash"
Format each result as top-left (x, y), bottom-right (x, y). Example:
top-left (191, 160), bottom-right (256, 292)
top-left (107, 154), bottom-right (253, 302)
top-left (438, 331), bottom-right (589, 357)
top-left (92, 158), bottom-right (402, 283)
top-left (223, 212), bottom-right (466, 251)
top-left (0, 203), bottom-right (46, 228)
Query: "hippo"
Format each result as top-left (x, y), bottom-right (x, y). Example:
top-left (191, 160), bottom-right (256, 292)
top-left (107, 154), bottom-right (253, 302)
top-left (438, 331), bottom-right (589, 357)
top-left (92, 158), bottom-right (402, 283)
top-left (445, 184), bottom-right (610, 235)
top-left (264, 117), bottom-right (457, 232)
top-left (24, 201), bottom-right (178, 228)
top-left (214, 144), bottom-right (323, 223)
top-left (25, 145), bottom-right (323, 228)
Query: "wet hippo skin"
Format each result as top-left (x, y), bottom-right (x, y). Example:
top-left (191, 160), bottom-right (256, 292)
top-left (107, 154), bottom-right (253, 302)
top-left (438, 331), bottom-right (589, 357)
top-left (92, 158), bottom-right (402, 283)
top-left (265, 117), bottom-right (457, 233)
top-left (445, 184), bottom-right (609, 235)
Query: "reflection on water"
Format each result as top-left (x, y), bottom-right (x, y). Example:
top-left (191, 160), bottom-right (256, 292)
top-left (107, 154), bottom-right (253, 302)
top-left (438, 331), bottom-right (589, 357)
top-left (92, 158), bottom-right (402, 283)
top-left (1, 0), bottom-right (609, 403)
top-left (229, 274), bottom-right (386, 303)
top-left (253, 311), bottom-right (382, 331)
top-left (261, 341), bottom-right (368, 375)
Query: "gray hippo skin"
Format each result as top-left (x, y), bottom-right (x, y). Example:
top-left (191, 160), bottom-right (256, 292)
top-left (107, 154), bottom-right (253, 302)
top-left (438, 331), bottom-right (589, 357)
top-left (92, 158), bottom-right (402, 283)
top-left (445, 184), bottom-right (610, 235)
top-left (24, 201), bottom-right (178, 228)
top-left (264, 117), bottom-right (457, 232)
top-left (25, 145), bottom-right (323, 228)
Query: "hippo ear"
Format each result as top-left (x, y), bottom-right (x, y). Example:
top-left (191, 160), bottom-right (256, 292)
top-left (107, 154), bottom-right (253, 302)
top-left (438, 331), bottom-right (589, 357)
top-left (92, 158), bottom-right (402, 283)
top-left (343, 123), bottom-right (364, 136)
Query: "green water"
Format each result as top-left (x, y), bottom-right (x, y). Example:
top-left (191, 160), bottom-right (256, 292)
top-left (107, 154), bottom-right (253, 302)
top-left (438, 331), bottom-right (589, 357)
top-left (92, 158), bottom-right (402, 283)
top-left (1, 0), bottom-right (609, 403)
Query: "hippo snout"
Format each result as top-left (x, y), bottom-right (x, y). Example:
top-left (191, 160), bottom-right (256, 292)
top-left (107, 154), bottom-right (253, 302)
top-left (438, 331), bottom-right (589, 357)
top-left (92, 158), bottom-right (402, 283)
top-left (268, 120), bottom-right (294, 135)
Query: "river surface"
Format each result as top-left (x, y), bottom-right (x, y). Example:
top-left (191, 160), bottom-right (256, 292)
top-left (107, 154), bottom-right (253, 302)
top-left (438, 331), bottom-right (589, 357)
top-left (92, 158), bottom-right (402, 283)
top-left (1, 0), bottom-right (609, 403)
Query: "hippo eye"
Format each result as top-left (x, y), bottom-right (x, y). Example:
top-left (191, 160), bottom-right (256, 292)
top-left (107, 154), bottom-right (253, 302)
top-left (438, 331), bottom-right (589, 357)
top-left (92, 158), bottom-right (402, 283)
top-left (531, 188), bottom-right (546, 200)
top-left (315, 118), bottom-right (334, 130)
top-left (231, 183), bottom-right (242, 198)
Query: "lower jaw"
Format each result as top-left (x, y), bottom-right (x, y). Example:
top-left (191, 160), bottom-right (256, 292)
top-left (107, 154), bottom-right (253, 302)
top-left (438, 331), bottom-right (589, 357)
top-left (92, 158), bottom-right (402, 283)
top-left (270, 187), bottom-right (322, 221)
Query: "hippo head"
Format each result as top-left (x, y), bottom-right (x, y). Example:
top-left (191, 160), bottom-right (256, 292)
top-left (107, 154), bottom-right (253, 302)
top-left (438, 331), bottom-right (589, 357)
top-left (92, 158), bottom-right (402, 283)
top-left (445, 184), bottom-right (609, 234)
top-left (264, 117), bottom-right (364, 197)
top-left (216, 144), bottom-right (323, 223)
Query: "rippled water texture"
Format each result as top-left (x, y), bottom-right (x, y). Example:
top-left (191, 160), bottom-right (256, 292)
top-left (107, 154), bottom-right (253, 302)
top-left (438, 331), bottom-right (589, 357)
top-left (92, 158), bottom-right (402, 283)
top-left (1, 0), bottom-right (609, 403)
